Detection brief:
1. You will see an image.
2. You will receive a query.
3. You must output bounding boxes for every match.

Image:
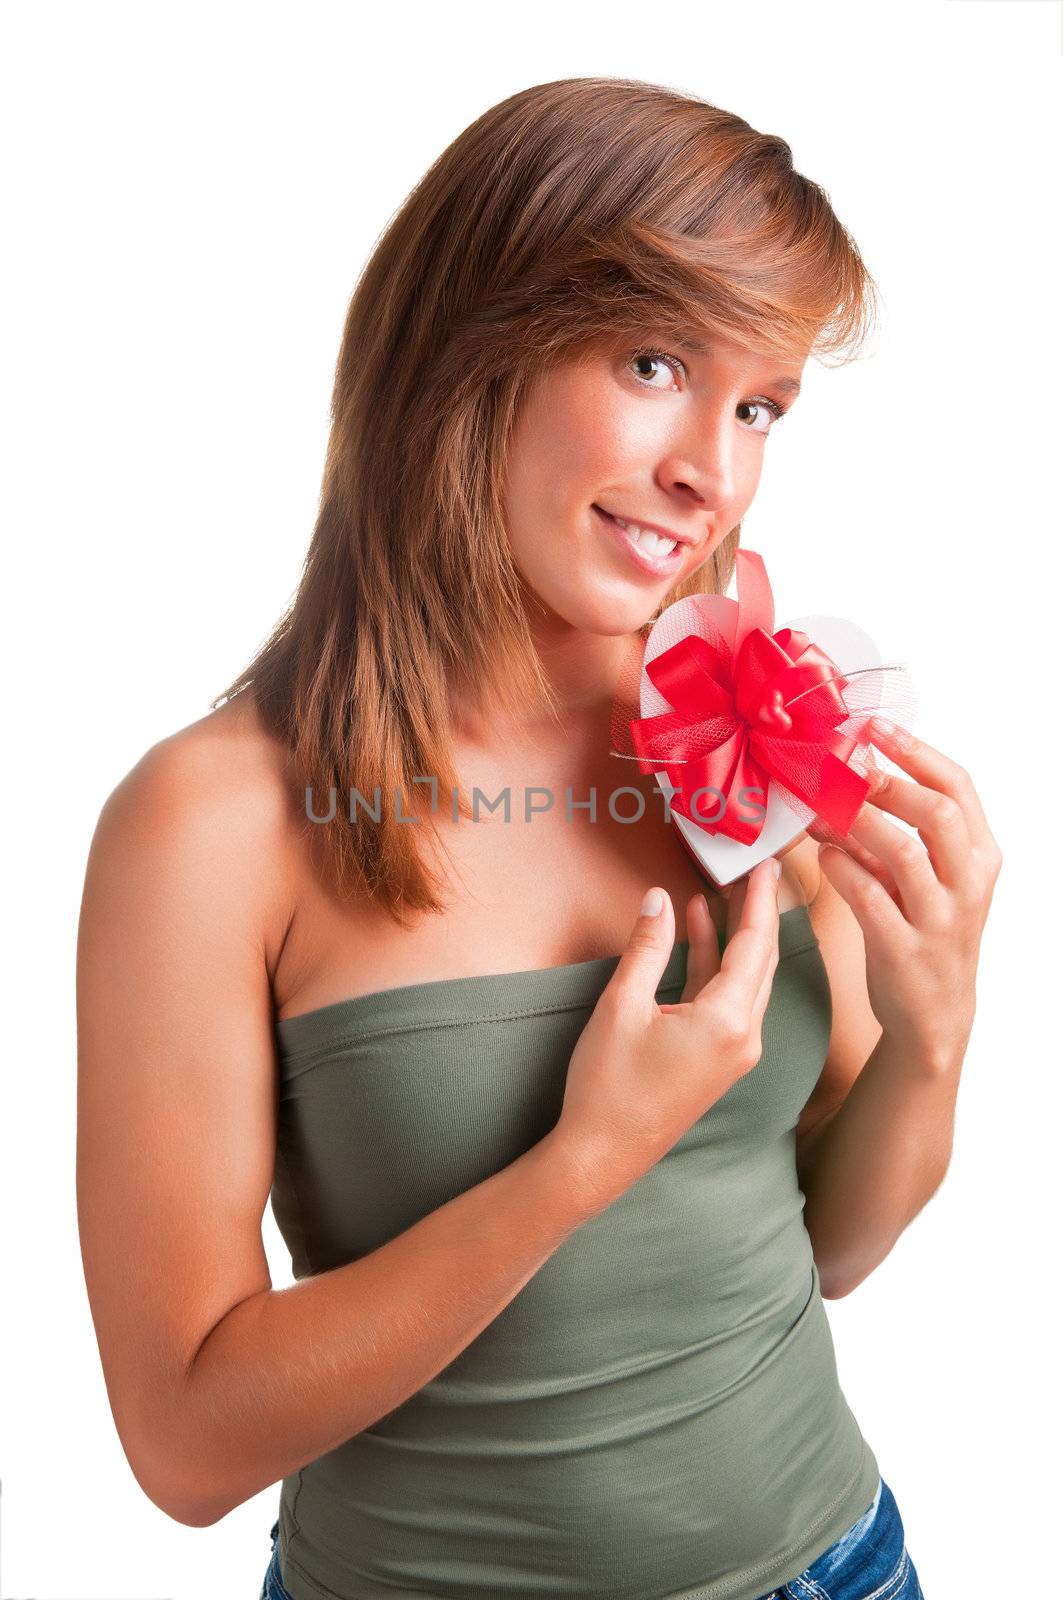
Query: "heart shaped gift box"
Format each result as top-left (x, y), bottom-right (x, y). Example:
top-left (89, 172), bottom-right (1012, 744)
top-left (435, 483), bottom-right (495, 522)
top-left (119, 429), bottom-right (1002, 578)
top-left (612, 549), bottom-right (916, 887)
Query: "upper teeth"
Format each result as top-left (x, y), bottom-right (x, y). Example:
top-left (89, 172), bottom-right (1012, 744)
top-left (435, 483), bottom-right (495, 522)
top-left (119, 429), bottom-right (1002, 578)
top-left (611, 515), bottom-right (677, 556)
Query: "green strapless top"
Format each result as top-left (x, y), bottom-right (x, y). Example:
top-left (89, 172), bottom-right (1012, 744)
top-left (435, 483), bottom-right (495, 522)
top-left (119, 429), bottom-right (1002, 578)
top-left (268, 904), bottom-right (879, 1599)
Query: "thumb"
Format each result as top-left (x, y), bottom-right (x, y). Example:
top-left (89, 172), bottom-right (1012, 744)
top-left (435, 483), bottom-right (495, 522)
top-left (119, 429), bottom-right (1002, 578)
top-left (607, 886), bottom-right (675, 1010)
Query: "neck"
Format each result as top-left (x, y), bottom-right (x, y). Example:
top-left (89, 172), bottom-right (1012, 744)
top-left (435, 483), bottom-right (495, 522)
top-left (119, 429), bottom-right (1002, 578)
top-left (449, 622), bottom-right (647, 750)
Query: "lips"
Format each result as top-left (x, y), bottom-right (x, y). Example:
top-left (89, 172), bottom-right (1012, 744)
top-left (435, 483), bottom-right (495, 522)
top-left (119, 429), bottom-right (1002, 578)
top-left (593, 505), bottom-right (695, 547)
top-left (592, 504), bottom-right (687, 577)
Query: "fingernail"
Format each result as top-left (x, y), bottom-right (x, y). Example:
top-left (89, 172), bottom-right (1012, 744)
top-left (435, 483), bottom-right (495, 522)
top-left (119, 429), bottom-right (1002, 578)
top-left (770, 858), bottom-right (782, 879)
top-left (870, 716), bottom-right (895, 739)
top-left (641, 888), bottom-right (664, 918)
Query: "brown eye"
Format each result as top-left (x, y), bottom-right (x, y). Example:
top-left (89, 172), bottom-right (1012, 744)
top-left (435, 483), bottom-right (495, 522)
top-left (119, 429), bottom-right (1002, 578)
top-left (737, 399), bottom-right (783, 434)
top-left (627, 348), bottom-right (684, 389)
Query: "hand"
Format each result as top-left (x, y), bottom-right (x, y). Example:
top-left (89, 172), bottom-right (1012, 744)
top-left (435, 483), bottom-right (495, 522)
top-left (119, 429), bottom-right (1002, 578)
top-left (811, 718), bottom-right (1003, 1070)
top-left (550, 858), bottom-right (781, 1211)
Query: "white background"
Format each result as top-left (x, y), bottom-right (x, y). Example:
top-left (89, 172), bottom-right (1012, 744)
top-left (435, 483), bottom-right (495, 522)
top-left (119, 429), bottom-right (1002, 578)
top-left (2, 1), bottom-right (1060, 1595)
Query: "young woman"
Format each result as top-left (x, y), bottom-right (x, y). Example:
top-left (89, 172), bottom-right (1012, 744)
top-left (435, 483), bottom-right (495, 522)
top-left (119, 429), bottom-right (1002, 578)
top-left (76, 78), bottom-right (1000, 1600)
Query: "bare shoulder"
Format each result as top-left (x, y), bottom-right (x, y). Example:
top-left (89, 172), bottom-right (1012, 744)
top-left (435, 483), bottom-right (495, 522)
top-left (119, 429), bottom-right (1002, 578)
top-left (85, 692), bottom-right (299, 972)
top-left (100, 690), bottom-right (293, 836)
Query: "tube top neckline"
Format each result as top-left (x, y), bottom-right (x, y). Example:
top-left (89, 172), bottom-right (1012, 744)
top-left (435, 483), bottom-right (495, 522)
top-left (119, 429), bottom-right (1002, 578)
top-left (274, 904), bottom-right (817, 1063)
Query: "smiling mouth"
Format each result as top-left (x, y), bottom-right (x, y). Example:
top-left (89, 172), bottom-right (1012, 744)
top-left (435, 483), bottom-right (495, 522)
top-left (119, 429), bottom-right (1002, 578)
top-left (593, 506), bottom-right (680, 558)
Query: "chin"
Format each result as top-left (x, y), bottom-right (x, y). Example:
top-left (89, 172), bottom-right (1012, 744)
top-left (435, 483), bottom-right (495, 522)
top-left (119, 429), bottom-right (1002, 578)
top-left (521, 578), bottom-right (648, 638)
top-left (576, 598), bottom-right (660, 637)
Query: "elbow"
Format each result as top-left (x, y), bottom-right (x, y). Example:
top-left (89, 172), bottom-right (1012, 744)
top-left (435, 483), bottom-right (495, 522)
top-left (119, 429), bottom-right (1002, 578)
top-left (817, 1264), bottom-right (855, 1300)
top-left (815, 1249), bottom-right (872, 1301)
top-left (118, 1416), bottom-right (235, 1528)
top-left (819, 1272), bottom-right (859, 1300)
top-left (131, 1455), bottom-right (233, 1528)
top-left (158, 1471), bottom-right (233, 1527)
top-left (141, 1466), bottom-right (234, 1528)
top-left (103, 1362), bottom-right (242, 1526)
top-left (169, 1501), bottom-right (232, 1530)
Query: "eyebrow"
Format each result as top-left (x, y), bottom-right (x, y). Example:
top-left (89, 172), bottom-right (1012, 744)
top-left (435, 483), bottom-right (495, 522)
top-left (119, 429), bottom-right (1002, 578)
top-left (673, 336), bottom-right (803, 396)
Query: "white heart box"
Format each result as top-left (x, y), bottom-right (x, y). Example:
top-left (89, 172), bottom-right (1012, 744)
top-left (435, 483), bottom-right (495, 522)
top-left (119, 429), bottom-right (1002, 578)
top-left (639, 596), bottom-right (895, 887)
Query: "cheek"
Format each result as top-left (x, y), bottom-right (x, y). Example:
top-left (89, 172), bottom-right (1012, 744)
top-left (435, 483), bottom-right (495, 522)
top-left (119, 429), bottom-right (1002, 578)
top-left (549, 393), bottom-right (632, 487)
top-left (553, 365), bottom-right (658, 478)
top-left (507, 387), bottom-right (607, 512)
top-left (734, 446), bottom-right (767, 510)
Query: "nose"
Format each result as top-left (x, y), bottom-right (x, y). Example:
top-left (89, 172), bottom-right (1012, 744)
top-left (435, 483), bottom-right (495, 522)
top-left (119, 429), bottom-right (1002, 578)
top-left (658, 405), bottom-right (739, 511)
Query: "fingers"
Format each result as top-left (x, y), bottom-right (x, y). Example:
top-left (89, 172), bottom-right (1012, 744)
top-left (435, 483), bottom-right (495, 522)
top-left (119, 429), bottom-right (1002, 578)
top-left (837, 796), bottom-right (944, 922)
top-left (703, 858), bottom-right (780, 1012)
top-left (725, 874), bottom-right (748, 944)
top-left (606, 884), bottom-right (677, 1019)
top-left (817, 843), bottom-right (909, 947)
top-left (813, 815), bottom-right (900, 899)
top-left (747, 911), bottom-right (781, 1037)
top-left (866, 720), bottom-right (989, 882)
top-left (679, 891), bottom-right (721, 1003)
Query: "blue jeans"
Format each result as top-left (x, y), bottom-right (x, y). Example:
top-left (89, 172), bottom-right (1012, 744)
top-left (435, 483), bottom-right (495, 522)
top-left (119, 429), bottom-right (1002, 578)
top-left (754, 1477), bottom-right (924, 1599)
top-left (259, 1477), bottom-right (924, 1598)
top-left (260, 1519), bottom-right (292, 1600)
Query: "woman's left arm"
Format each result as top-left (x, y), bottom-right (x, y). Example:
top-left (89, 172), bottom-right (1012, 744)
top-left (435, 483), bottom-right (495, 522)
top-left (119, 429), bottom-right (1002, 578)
top-left (791, 716), bottom-right (1003, 1300)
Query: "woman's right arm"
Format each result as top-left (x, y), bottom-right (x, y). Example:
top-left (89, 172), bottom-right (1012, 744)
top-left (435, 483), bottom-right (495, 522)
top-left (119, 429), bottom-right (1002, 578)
top-left (76, 730), bottom-right (601, 1529)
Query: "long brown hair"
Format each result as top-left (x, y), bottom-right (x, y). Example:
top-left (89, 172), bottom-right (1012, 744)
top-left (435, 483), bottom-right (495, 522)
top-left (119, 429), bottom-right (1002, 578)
top-left (212, 76), bottom-right (878, 927)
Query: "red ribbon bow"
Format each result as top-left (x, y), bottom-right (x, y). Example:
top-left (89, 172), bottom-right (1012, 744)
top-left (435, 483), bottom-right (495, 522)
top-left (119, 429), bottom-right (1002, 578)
top-left (629, 549), bottom-right (871, 845)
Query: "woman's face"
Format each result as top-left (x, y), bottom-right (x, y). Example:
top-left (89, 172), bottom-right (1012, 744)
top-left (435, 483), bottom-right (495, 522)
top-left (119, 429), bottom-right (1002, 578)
top-left (502, 328), bottom-right (807, 638)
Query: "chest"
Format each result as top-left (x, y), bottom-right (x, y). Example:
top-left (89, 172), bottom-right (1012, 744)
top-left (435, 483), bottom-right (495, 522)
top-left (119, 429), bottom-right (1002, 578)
top-left (272, 912), bottom-right (830, 1283)
top-left (272, 735), bottom-right (807, 1022)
